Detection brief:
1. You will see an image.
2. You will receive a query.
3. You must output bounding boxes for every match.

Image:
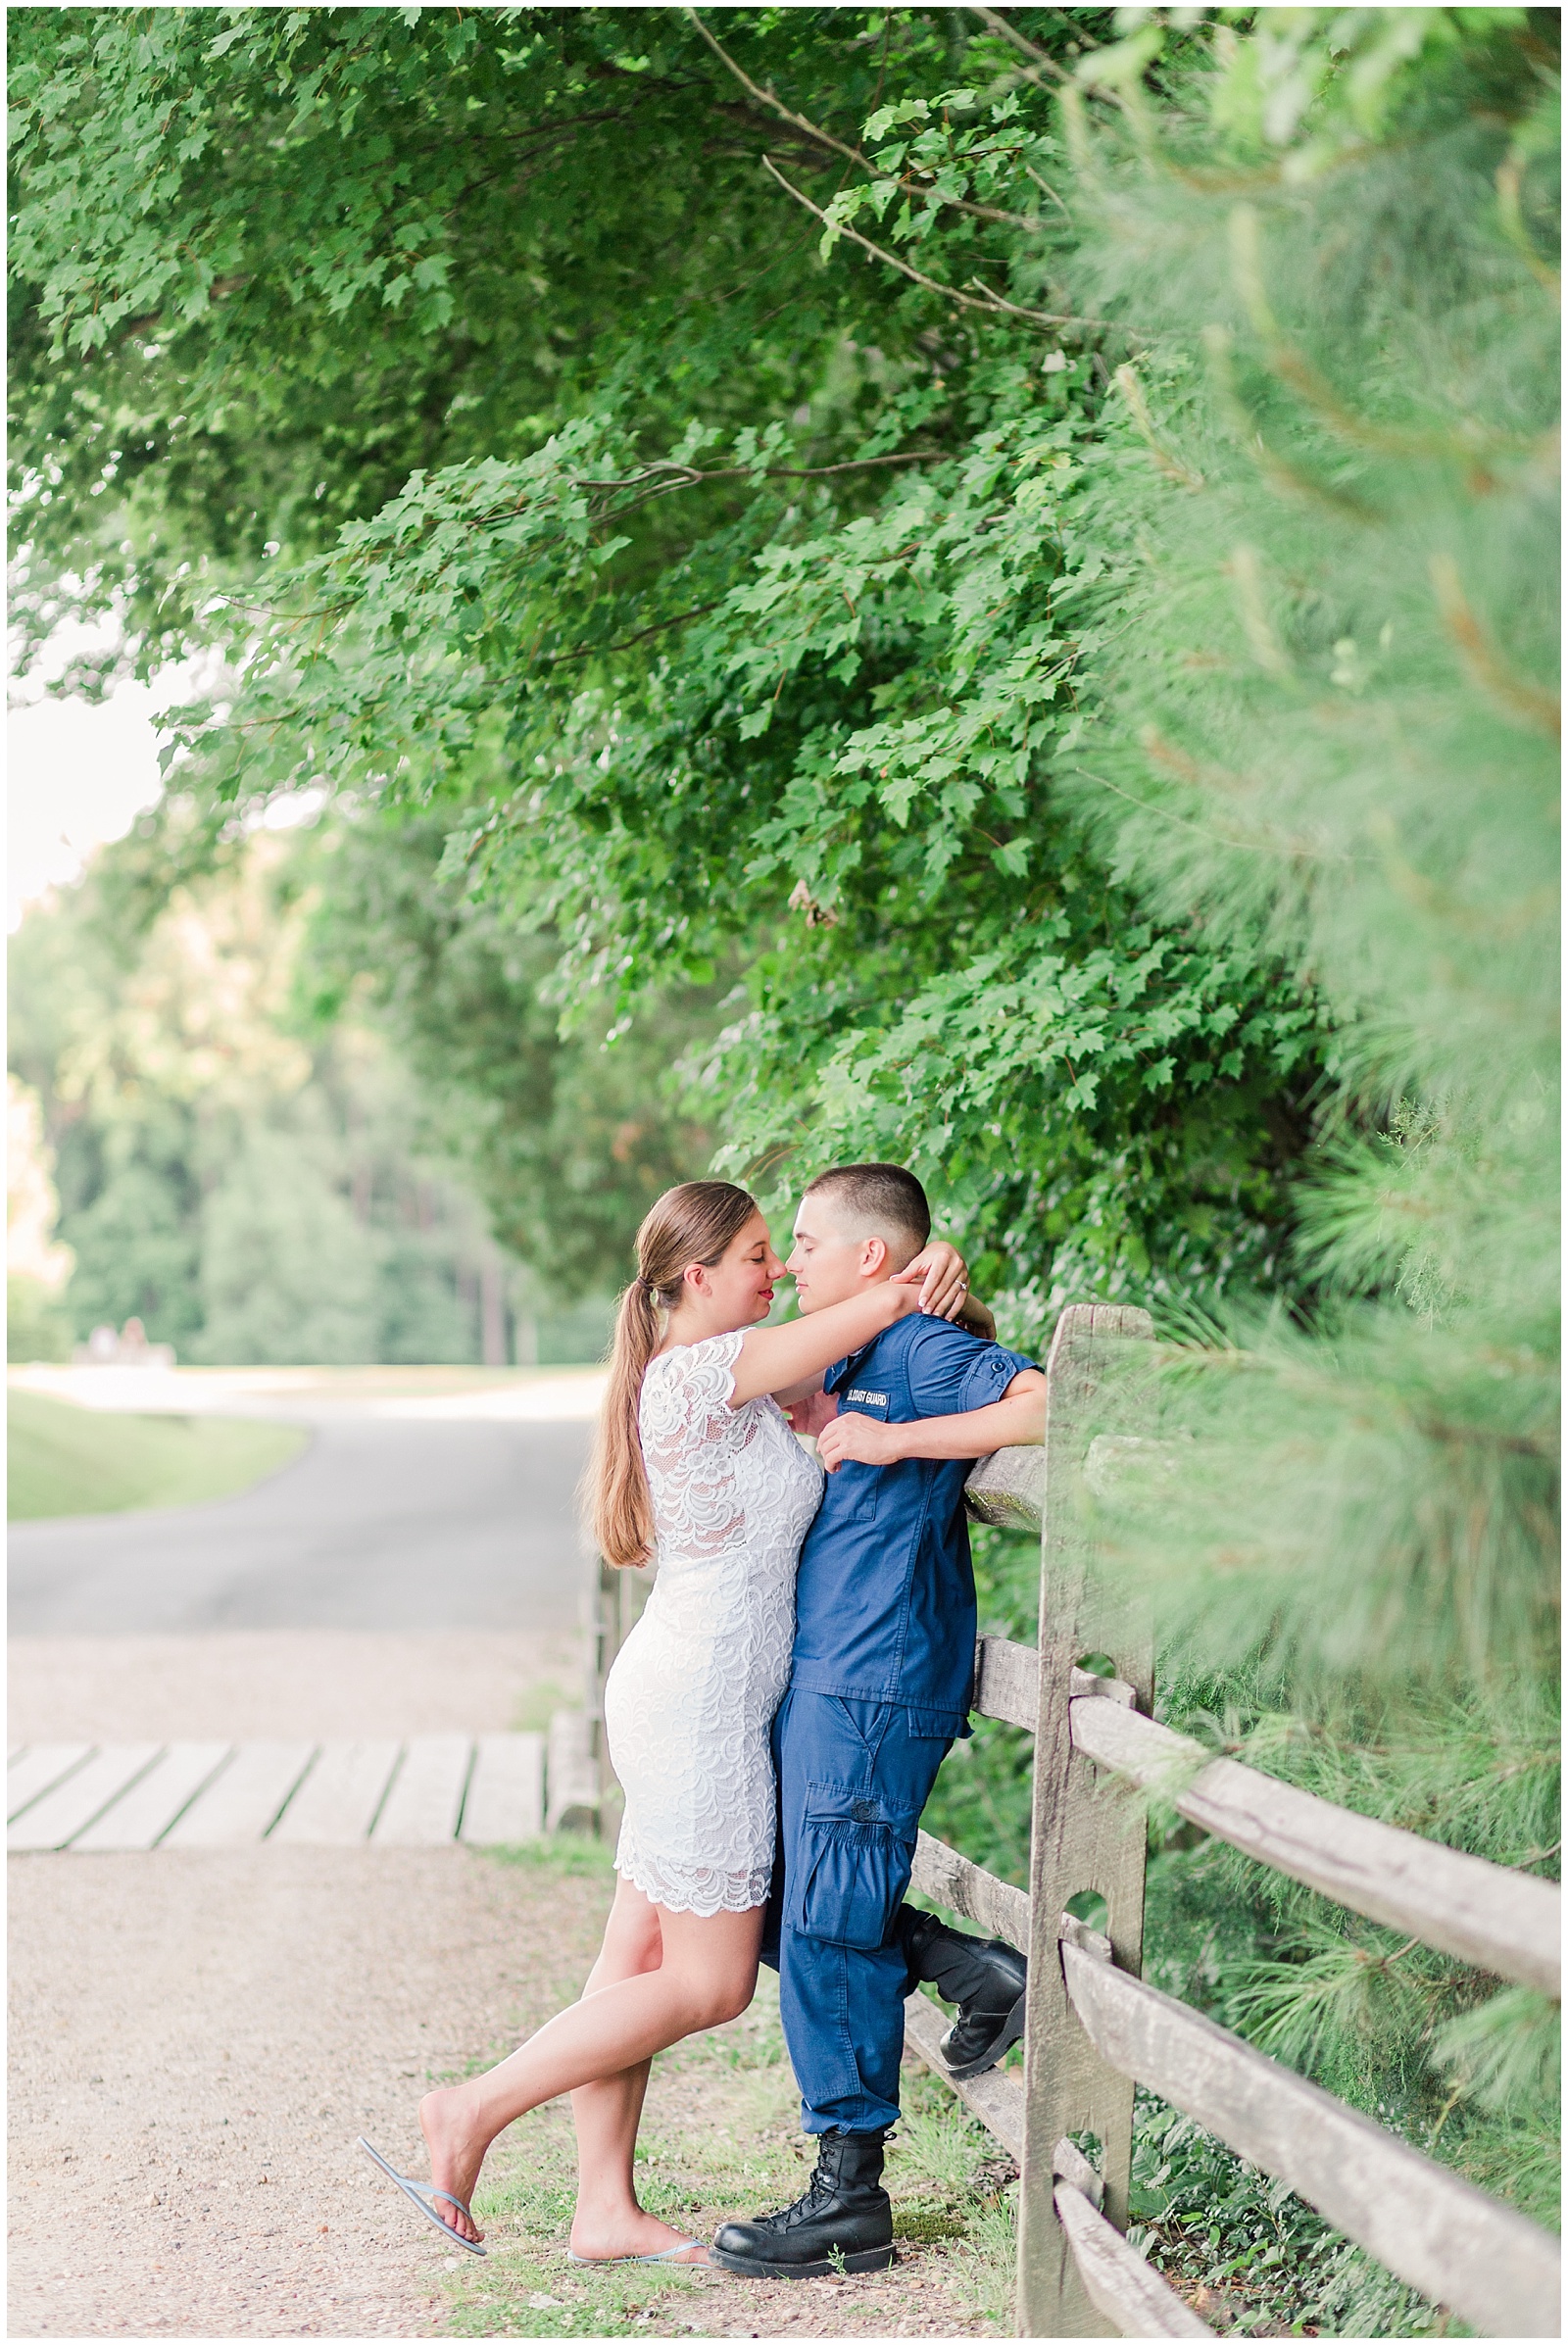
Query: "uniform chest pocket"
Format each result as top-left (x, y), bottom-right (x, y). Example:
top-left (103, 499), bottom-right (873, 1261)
top-left (838, 1457), bottom-right (881, 1523)
top-left (836, 1392), bottom-right (893, 1521)
top-left (787, 1780), bottom-right (921, 1949)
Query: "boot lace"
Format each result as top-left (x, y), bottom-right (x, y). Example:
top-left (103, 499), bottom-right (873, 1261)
top-left (767, 2160), bottom-right (840, 2234)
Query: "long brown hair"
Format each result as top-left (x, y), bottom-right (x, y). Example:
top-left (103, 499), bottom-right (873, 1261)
top-left (588, 1180), bottom-right (761, 1569)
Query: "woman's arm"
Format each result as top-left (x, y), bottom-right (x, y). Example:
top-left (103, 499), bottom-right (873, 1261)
top-left (762, 1244), bottom-right (971, 1412)
top-left (815, 1368), bottom-right (1046, 1471)
top-left (730, 1282), bottom-right (921, 1406)
top-left (954, 1293), bottom-right (997, 1342)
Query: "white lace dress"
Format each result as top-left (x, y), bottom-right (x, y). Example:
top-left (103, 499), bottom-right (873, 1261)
top-left (605, 1330), bottom-right (824, 1916)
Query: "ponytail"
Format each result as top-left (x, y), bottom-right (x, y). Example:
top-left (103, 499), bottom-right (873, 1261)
top-left (587, 1181), bottom-right (760, 1569)
top-left (591, 1280), bottom-right (662, 1569)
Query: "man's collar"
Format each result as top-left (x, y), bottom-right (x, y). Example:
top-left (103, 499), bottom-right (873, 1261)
top-left (824, 1318), bottom-right (895, 1394)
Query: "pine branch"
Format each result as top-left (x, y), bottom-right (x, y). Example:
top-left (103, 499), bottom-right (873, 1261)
top-left (1430, 556), bottom-right (1561, 741)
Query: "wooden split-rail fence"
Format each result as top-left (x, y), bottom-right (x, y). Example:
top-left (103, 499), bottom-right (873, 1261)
top-left (588, 1303), bottom-right (1562, 2338)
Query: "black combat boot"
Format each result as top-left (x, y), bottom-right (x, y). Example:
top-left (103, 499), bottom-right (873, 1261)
top-left (710, 2129), bottom-right (895, 2277)
top-left (897, 1908), bottom-right (1028, 2080)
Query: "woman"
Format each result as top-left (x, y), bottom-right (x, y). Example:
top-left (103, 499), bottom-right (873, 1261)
top-left (361, 1180), bottom-right (966, 2261)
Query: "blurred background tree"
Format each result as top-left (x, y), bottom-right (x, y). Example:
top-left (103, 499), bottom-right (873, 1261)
top-left (11, 820), bottom-right (497, 1361)
top-left (7, 1072), bottom-right (76, 1361)
top-left (300, 805), bottom-right (722, 1295)
top-left (9, 806), bottom-right (716, 1362)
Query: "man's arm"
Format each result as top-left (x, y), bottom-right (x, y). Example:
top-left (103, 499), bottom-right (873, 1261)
top-left (779, 1376), bottom-right (834, 1436)
top-left (816, 1368), bottom-right (1046, 1473)
top-left (775, 1370), bottom-right (826, 1410)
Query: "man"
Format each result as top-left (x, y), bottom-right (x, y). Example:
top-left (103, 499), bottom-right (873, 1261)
top-left (712, 1163), bottom-right (1046, 2279)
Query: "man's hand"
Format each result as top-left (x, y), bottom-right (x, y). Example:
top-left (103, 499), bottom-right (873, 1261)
top-left (955, 1294), bottom-right (997, 1342)
top-left (783, 1389), bottom-right (839, 1440)
top-left (893, 1240), bottom-right (969, 1320)
top-left (817, 1412), bottom-right (902, 1473)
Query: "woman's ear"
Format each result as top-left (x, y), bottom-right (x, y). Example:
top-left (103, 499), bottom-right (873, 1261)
top-left (683, 1260), bottom-right (710, 1298)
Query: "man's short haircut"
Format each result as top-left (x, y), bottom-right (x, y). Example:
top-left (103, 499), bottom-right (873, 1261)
top-left (804, 1162), bottom-right (931, 1249)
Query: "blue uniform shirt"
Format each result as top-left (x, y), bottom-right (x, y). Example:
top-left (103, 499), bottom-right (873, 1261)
top-left (791, 1314), bottom-right (1037, 1723)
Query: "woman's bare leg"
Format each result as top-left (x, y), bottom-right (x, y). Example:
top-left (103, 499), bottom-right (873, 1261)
top-left (565, 1881), bottom-right (665, 2259)
top-left (568, 2064), bottom-right (658, 2254)
top-left (567, 1881), bottom-right (701, 2261)
top-left (419, 1897), bottom-right (762, 2245)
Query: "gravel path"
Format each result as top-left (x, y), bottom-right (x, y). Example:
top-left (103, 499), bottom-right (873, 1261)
top-left (9, 1628), bottom-right (591, 2338)
top-left (9, 1847), bottom-right (1008, 2342)
top-left (8, 1391), bottom-right (1010, 2343)
top-left (9, 1631), bottom-right (579, 1743)
top-left (8, 1845), bottom-right (611, 2338)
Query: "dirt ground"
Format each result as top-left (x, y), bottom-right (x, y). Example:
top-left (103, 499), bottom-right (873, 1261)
top-left (10, 1842), bottom-right (1010, 2342)
top-left (9, 1843), bottom-right (606, 2337)
top-left (440, 1909), bottom-right (1016, 2342)
top-left (9, 1631), bottom-right (1012, 2340)
top-left (9, 1630), bottom-right (581, 1743)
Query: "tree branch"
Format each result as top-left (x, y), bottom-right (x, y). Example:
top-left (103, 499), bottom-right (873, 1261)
top-left (578, 451), bottom-right (940, 494)
top-left (540, 600), bottom-right (727, 666)
top-left (686, 7), bottom-right (866, 169)
top-left (210, 454), bottom-right (942, 626)
top-left (966, 7), bottom-right (1074, 84)
top-left (688, 7), bottom-right (1047, 233)
top-left (760, 156), bottom-right (1098, 332)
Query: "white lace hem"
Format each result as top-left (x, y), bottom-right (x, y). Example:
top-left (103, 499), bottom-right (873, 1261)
top-left (614, 1826), bottom-right (770, 1916)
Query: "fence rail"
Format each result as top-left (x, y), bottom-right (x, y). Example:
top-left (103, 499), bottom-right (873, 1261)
top-left (587, 1301), bottom-right (1562, 2336)
top-left (1058, 1915), bottom-right (1558, 2339)
top-left (904, 1303), bottom-right (1563, 2338)
top-left (964, 1634), bottom-right (1560, 1997)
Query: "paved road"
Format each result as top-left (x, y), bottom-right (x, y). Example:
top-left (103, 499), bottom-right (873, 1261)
top-left (9, 1374), bottom-right (599, 1636)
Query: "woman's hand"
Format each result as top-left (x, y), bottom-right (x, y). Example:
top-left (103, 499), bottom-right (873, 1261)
top-left (817, 1412), bottom-right (903, 1474)
top-left (892, 1239), bottom-right (969, 1320)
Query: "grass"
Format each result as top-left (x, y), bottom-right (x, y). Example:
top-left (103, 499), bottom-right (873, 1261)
top-left (435, 1845), bottom-right (1020, 2338)
top-left (485, 1838), bottom-right (620, 1883)
top-left (6, 1387), bottom-right (308, 1519)
top-left (512, 1681), bottom-right (573, 1734)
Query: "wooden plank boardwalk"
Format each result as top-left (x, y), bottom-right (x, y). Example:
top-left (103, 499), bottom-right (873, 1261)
top-left (6, 1733), bottom-right (546, 1852)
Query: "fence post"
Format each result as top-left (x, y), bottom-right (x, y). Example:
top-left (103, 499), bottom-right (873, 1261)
top-left (1017, 1302), bottom-right (1155, 2338)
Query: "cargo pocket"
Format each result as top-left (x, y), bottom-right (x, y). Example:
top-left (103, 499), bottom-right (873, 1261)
top-left (788, 1781), bottom-right (920, 1949)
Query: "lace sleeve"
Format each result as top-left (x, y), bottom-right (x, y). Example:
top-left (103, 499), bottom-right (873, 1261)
top-left (639, 1331), bottom-right (750, 1561)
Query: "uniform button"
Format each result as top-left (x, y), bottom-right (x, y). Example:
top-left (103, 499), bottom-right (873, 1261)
top-left (850, 1798), bottom-right (880, 1824)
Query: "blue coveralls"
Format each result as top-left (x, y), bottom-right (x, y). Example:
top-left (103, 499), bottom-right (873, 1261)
top-left (761, 1312), bottom-right (1035, 2136)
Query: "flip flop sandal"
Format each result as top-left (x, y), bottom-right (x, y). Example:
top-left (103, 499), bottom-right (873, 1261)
top-left (567, 2240), bottom-right (709, 2267)
top-left (357, 2134), bottom-right (487, 2257)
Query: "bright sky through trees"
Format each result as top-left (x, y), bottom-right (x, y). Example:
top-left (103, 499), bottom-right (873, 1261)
top-left (8, 657), bottom-right (169, 925)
